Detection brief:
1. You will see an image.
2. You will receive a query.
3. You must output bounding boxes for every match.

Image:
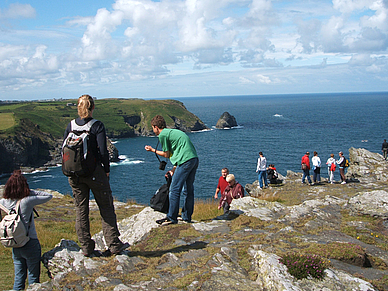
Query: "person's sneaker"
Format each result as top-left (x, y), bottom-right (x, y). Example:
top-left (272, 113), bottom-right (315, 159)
top-left (330, 182), bottom-right (334, 184)
top-left (156, 217), bottom-right (169, 225)
top-left (161, 220), bottom-right (177, 226)
top-left (310, 183), bottom-right (314, 186)
top-left (341, 181), bottom-right (347, 184)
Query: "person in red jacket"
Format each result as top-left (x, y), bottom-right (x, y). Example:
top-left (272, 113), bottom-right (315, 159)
top-left (301, 152), bottom-right (313, 185)
top-left (214, 168), bottom-right (229, 199)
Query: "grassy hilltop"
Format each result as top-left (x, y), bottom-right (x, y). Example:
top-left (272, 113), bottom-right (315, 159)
top-left (0, 98), bottom-right (206, 174)
top-left (0, 98), bottom-right (205, 139)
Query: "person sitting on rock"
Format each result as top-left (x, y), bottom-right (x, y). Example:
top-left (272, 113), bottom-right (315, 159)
top-left (218, 174), bottom-right (244, 214)
top-left (267, 164), bottom-right (278, 184)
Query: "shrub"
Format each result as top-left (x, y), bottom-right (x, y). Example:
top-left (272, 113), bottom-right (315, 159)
top-left (279, 253), bottom-right (329, 280)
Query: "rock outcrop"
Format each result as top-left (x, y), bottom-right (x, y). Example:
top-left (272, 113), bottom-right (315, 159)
top-left (6, 148), bottom-right (388, 290)
top-left (215, 112), bottom-right (238, 129)
top-left (346, 147), bottom-right (388, 183)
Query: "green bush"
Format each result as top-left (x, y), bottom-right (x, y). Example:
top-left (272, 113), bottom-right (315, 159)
top-left (279, 253), bottom-right (329, 280)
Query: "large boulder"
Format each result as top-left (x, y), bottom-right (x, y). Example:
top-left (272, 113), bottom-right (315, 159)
top-left (216, 112), bottom-right (238, 129)
top-left (346, 147), bottom-right (388, 183)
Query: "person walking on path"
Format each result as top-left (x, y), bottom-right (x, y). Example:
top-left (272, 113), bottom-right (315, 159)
top-left (218, 174), bottom-right (244, 214)
top-left (301, 152), bottom-right (313, 185)
top-left (256, 152), bottom-right (269, 189)
top-left (145, 115), bottom-right (199, 225)
top-left (0, 170), bottom-right (52, 291)
top-left (214, 168), bottom-right (229, 199)
top-left (312, 151), bottom-right (321, 183)
top-left (64, 94), bottom-right (129, 257)
top-left (336, 151), bottom-right (347, 184)
top-left (382, 139), bottom-right (388, 160)
top-left (326, 154), bottom-right (336, 184)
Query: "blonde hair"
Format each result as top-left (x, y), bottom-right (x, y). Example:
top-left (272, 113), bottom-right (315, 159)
top-left (226, 174), bottom-right (235, 183)
top-left (77, 94), bottom-right (94, 119)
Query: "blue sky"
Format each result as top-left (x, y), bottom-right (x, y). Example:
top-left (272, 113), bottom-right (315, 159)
top-left (1, 0), bottom-right (388, 100)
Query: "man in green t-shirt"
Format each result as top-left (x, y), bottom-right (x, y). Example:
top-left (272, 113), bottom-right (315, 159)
top-left (145, 115), bottom-right (199, 225)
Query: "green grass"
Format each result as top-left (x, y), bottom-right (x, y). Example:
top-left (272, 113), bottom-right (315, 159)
top-left (0, 113), bottom-right (16, 131)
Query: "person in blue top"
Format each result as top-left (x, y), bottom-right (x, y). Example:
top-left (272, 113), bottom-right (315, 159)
top-left (0, 170), bottom-right (52, 291)
top-left (145, 115), bottom-right (199, 225)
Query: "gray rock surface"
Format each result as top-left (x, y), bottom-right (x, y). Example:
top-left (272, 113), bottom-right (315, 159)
top-left (346, 147), bottom-right (388, 182)
top-left (215, 112), bottom-right (238, 129)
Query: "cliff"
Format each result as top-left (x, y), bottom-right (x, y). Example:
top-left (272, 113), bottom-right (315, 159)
top-left (8, 148), bottom-right (388, 291)
top-left (0, 99), bottom-right (207, 175)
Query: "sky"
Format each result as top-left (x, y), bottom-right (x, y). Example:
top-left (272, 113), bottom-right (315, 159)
top-left (1, 0), bottom-right (388, 100)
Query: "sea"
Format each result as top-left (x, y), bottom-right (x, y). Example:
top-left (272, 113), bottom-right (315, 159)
top-left (1, 92), bottom-right (387, 206)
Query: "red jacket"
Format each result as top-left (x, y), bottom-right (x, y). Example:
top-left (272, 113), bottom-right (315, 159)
top-left (220, 182), bottom-right (244, 207)
top-left (301, 155), bottom-right (310, 170)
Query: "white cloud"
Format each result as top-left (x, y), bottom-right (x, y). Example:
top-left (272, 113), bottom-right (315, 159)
top-left (0, 3), bottom-right (36, 19)
top-left (1, 0), bottom-right (388, 99)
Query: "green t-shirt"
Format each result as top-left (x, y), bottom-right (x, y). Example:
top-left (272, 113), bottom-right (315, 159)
top-left (158, 128), bottom-right (197, 166)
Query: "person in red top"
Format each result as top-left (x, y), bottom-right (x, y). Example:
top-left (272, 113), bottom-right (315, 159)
top-left (301, 152), bottom-right (313, 185)
top-left (214, 168), bottom-right (229, 199)
top-left (218, 174), bottom-right (244, 214)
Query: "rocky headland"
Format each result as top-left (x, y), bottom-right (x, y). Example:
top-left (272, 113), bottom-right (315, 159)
top-left (0, 99), bottom-right (207, 175)
top-left (3, 148), bottom-right (388, 291)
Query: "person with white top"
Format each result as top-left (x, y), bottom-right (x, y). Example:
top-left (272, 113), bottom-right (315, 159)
top-left (326, 154), bottom-right (336, 184)
top-left (256, 151), bottom-right (268, 189)
top-left (311, 151), bottom-right (321, 183)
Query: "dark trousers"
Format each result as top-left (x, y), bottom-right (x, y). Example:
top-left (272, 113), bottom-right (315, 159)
top-left (68, 165), bottom-right (123, 254)
top-left (339, 167), bottom-right (346, 182)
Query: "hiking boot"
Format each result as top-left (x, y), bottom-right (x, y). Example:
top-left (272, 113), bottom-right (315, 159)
top-left (102, 242), bottom-right (130, 257)
top-left (83, 250), bottom-right (102, 258)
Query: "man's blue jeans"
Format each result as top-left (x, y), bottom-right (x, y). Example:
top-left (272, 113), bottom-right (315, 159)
top-left (258, 170), bottom-right (268, 188)
top-left (167, 157), bottom-right (199, 223)
top-left (12, 238), bottom-right (41, 290)
top-left (302, 169), bottom-right (312, 183)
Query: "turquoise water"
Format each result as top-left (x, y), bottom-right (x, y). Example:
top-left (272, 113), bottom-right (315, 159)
top-left (1, 92), bottom-right (387, 205)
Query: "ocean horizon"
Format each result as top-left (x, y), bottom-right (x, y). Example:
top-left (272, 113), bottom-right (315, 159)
top-left (1, 92), bottom-right (387, 206)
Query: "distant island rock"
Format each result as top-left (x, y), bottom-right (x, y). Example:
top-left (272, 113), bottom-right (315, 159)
top-left (215, 112), bottom-right (238, 129)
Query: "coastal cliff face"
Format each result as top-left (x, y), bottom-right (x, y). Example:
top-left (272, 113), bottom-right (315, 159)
top-left (18, 148), bottom-right (388, 291)
top-left (0, 119), bottom-right (55, 174)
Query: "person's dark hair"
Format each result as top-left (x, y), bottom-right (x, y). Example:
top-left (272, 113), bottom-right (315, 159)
top-left (222, 167), bottom-right (229, 173)
top-left (151, 115), bottom-right (166, 129)
top-left (259, 151), bottom-right (263, 155)
top-left (4, 170), bottom-right (30, 199)
top-left (313, 151), bottom-right (318, 156)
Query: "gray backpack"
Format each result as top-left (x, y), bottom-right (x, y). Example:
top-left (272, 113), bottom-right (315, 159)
top-left (0, 200), bottom-right (30, 248)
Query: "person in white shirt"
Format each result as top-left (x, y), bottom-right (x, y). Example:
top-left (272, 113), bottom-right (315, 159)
top-left (311, 151), bottom-right (321, 183)
top-left (256, 152), bottom-right (268, 189)
top-left (326, 154), bottom-right (336, 184)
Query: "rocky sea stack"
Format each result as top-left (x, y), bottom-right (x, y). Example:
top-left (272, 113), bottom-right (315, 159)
top-left (215, 112), bottom-right (238, 129)
top-left (12, 148), bottom-right (388, 291)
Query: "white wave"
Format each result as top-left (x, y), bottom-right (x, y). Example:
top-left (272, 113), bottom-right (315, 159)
top-left (22, 169), bottom-right (50, 175)
top-left (111, 140), bottom-right (119, 144)
top-left (273, 114), bottom-right (283, 117)
top-left (211, 125), bottom-right (243, 130)
top-left (110, 157), bottom-right (144, 166)
top-left (192, 128), bottom-right (214, 133)
top-left (32, 175), bottom-right (54, 179)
